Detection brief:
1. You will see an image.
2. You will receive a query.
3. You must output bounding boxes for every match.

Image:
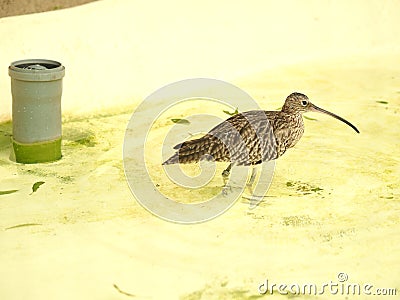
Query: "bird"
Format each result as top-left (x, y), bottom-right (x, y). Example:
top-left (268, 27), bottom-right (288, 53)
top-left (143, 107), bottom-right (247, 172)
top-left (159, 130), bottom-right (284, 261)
top-left (162, 92), bottom-right (359, 194)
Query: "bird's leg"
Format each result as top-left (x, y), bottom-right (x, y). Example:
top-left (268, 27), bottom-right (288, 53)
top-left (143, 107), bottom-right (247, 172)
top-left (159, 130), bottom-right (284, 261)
top-left (222, 163), bottom-right (233, 195)
top-left (246, 165), bottom-right (258, 196)
top-left (222, 163), bottom-right (232, 184)
top-left (243, 164), bottom-right (267, 206)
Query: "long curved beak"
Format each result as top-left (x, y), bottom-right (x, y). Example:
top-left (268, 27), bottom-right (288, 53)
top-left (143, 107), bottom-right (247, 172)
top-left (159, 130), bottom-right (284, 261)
top-left (309, 103), bottom-right (360, 133)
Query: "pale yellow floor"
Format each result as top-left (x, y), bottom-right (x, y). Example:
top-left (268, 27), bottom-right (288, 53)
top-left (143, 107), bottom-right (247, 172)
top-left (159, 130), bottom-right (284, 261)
top-left (0, 1), bottom-right (400, 299)
top-left (1, 54), bottom-right (399, 299)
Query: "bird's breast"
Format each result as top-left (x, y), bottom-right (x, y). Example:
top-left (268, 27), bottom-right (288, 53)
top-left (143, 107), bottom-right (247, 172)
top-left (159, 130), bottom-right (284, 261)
top-left (288, 116), bottom-right (304, 147)
top-left (274, 114), bottom-right (305, 157)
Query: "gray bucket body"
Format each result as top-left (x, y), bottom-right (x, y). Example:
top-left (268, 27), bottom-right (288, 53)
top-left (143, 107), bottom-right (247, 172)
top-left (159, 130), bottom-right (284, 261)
top-left (8, 59), bottom-right (65, 163)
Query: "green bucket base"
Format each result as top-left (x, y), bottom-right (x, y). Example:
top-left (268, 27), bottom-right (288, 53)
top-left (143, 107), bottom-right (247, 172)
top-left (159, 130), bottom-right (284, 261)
top-left (12, 138), bottom-right (61, 164)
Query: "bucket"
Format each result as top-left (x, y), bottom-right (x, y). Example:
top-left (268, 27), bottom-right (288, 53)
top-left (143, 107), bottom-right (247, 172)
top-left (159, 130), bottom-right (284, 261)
top-left (8, 59), bottom-right (65, 163)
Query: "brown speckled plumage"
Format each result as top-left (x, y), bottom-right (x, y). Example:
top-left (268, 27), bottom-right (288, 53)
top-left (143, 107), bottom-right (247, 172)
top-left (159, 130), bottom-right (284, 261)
top-left (163, 93), bottom-right (359, 166)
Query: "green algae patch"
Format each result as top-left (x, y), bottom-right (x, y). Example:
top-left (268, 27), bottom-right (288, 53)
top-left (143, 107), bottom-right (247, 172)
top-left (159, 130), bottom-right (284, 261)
top-left (31, 181), bottom-right (45, 194)
top-left (5, 223), bottom-right (42, 230)
top-left (0, 190), bottom-right (18, 196)
top-left (12, 137), bottom-right (61, 164)
top-left (223, 107), bottom-right (239, 116)
top-left (70, 134), bottom-right (97, 147)
top-left (171, 118), bottom-right (190, 125)
top-left (285, 180), bottom-right (324, 195)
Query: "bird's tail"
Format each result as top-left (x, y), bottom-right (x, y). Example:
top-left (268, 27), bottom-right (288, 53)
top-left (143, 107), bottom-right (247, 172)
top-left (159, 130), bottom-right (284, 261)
top-left (162, 137), bottom-right (213, 165)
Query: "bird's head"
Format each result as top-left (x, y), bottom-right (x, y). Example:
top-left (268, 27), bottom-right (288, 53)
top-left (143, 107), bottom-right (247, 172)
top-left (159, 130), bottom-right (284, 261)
top-left (282, 92), bottom-right (311, 114)
top-left (282, 92), bottom-right (360, 133)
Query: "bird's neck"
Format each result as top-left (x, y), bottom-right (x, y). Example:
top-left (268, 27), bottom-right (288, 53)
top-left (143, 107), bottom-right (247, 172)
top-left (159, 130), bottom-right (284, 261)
top-left (281, 109), bottom-right (302, 119)
top-left (281, 111), bottom-right (304, 127)
top-left (292, 112), bottom-right (304, 124)
top-left (281, 105), bottom-right (298, 114)
top-left (282, 112), bottom-right (305, 149)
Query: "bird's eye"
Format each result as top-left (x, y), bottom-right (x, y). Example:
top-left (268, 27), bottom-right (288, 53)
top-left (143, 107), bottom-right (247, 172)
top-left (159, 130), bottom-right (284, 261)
top-left (301, 100), bottom-right (308, 106)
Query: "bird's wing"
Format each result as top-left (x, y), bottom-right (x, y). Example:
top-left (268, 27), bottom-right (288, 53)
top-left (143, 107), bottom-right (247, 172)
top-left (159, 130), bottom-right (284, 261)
top-left (166, 110), bottom-right (281, 165)
top-left (207, 111), bottom-right (278, 164)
